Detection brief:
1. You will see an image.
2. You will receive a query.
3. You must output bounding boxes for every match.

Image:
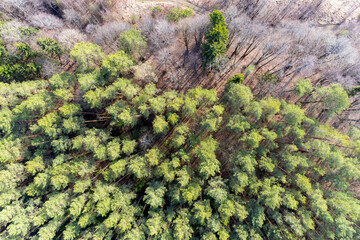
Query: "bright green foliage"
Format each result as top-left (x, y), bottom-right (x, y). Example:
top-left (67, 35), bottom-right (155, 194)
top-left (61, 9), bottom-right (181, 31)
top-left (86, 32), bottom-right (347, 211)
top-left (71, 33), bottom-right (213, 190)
top-left (0, 44), bottom-right (359, 240)
top-left (70, 42), bottom-right (103, 72)
top-left (150, 6), bottom-right (162, 15)
top-left (70, 194), bottom-right (88, 217)
top-left (144, 182), bottom-right (166, 208)
top-left (77, 70), bottom-right (105, 93)
top-left (335, 215), bottom-right (356, 239)
top-left (283, 193), bottom-right (299, 210)
top-left (227, 114), bottom-right (251, 132)
top-left (149, 96), bottom-right (166, 114)
top-left (153, 115), bottom-right (169, 134)
top-left (314, 83), bottom-right (350, 116)
top-left (227, 73), bottom-right (244, 84)
top-left (182, 180), bottom-right (202, 204)
top-left (122, 139), bottom-right (137, 155)
top-left (172, 123), bottom-right (189, 148)
top-left (101, 50), bottom-right (135, 76)
top-left (129, 156), bottom-right (149, 179)
top-left (200, 105), bottom-right (224, 132)
top-left (119, 28), bottom-right (147, 59)
top-left (0, 42), bottom-right (40, 82)
top-left (218, 199), bottom-right (235, 225)
top-left (284, 212), bottom-right (305, 237)
top-left (225, 83), bottom-right (253, 110)
top-left (202, 10), bottom-right (229, 65)
top-left (258, 156), bottom-right (275, 172)
top-left (259, 178), bottom-right (284, 210)
top-left (244, 101), bottom-right (262, 120)
top-left (281, 101), bottom-right (305, 126)
top-left (195, 137), bottom-right (220, 179)
top-left (259, 97), bottom-right (281, 120)
top-left (310, 189), bottom-right (333, 223)
top-left (259, 72), bottom-right (277, 83)
top-left (295, 174), bottom-right (312, 193)
top-left (145, 147), bottom-right (161, 166)
top-left (36, 37), bottom-right (62, 59)
top-left (14, 42), bottom-right (37, 60)
top-left (43, 193), bottom-right (69, 218)
top-left (173, 209), bottom-right (193, 240)
top-left (167, 112), bottom-right (179, 125)
top-left (294, 78), bottom-right (313, 97)
top-left (25, 156), bottom-right (45, 175)
top-left (206, 177), bottom-right (228, 204)
top-left (166, 7), bottom-right (194, 22)
top-left (146, 211), bottom-right (167, 236)
top-left (48, 72), bottom-right (75, 89)
top-left (18, 27), bottom-right (38, 36)
top-left (192, 200), bottom-right (212, 225)
top-left (241, 130), bottom-right (263, 148)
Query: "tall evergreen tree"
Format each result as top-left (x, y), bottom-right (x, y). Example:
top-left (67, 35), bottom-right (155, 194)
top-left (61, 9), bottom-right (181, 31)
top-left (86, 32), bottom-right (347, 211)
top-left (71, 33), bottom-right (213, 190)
top-left (202, 10), bottom-right (229, 66)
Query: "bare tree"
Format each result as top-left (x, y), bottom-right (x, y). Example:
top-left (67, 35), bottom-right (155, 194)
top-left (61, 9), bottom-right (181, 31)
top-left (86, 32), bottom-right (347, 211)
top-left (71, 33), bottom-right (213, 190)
top-left (28, 12), bottom-right (64, 30)
top-left (156, 48), bottom-right (172, 72)
top-left (94, 21), bottom-right (130, 49)
top-left (178, 18), bottom-right (193, 53)
top-left (149, 19), bottom-right (175, 50)
top-left (189, 14), bottom-right (208, 49)
top-left (0, 20), bottom-right (27, 44)
top-left (63, 8), bottom-right (84, 29)
top-left (139, 15), bottom-right (156, 38)
top-left (39, 57), bottom-right (61, 79)
top-left (139, 131), bottom-right (154, 151)
top-left (226, 14), bottom-right (248, 48)
top-left (251, 33), bottom-right (290, 73)
top-left (60, 0), bottom-right (114, 24)
top-left (85, 24), bottom-right (98, 34)
top-left (230, 19), bottom-right (266, 60)
top-left (56, 29), bottom-right (87, 50)
top-left (0, 0), bottom-right (45, 20)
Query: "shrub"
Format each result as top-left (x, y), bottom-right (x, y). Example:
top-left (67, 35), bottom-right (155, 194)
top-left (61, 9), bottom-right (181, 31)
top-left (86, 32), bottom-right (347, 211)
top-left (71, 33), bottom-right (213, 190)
top-left (151, 6), bottom-right (162, 17)
top-left (259, 72), bottom-right (277, 83)
top-left (227, 73), bottom-right (244, 84)
top-left (119, 28), bottom-right (147, 59)
top-left (166, 7), bottom-right (194, 22)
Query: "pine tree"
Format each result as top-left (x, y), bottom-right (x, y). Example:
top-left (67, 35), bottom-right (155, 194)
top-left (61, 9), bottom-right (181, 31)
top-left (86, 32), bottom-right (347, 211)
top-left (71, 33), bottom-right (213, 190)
top-left (202, 10), bottom-right (229, 66)
top-left (70, 42), bottom-right (103, 72)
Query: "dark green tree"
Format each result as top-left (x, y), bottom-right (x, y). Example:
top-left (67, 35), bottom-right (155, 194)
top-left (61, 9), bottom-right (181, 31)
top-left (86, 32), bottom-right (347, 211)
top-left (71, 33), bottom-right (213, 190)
top-left (202, 10), bottom-right (229, 66)
top-left (36, 37), bottom-right (62, 59)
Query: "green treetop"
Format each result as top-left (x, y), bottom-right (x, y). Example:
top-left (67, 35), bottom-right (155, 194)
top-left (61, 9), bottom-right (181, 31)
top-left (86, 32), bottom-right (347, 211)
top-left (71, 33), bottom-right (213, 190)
top-left (202, 10), bottom-right (229, 66)
top-left (70, 42), bottom-right (103, 72)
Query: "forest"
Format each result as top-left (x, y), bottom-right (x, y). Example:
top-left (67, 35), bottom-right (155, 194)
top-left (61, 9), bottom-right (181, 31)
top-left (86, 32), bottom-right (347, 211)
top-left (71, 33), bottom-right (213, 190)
top-left (0, 0), bottom-right (360, 239)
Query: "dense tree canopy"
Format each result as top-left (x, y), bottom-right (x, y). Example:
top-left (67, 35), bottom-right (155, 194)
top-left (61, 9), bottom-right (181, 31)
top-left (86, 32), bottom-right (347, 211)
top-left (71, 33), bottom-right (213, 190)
top-left (1, 2), bottom-right (360, 240)
top-left (0, 41), bottom-right (359, 239)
